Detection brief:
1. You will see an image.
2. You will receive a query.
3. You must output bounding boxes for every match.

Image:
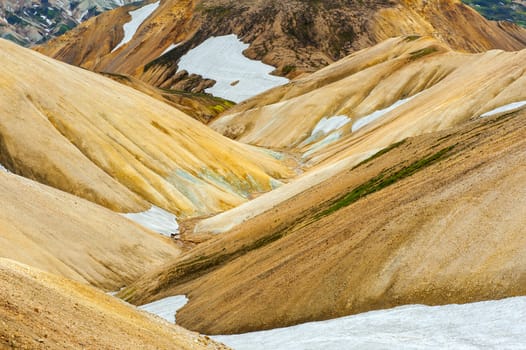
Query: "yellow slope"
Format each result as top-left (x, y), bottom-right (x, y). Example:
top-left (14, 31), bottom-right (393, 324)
top-left (0, 171), bottom-right (180, 290)
top-left (0, 39), bottom-right (292, 218)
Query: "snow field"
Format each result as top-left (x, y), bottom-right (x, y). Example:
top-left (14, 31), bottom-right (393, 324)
top-left (121, 205), bottom-right (179, 236)
top-left (213, 297), bottom-right (526, 350)
top-left (176, 34), bottom-right (289, 103)
top-left (112, 1), bottom-right (160, 53)
top-left (138, 295), bottom-right (188, 323)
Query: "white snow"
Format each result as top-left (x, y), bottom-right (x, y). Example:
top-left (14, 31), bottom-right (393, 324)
top-left (0, 163), bottom-right (8, 173)
top-left (176, 34), bottom-right (289, 103)
top-left (299, 115), bottom-right (351, 158)
top-left (138, 295), bottom-right (188, 323)
top-left (159, 42), bottom-right (180, 57)
top-left (311, 115), bottom-right (351, 136)
top-left (122, 205), bottom-right (179, 236)
top-left (302, 131), bottom-right (343, 159)
top-left (111, 1), bottom-right (160, 53)
top-left (352, 94), bottom-right (418, 132)
top-left (213, 297), bottom-right (526, 350)
top-left (480, 100), bottom-right (526, 118)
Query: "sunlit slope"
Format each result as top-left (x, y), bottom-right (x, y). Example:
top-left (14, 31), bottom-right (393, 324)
top-left (212, 36), bottom-right (526, 164)
top-left (35, 0), bottom-right (526, 89)
top-left (121, 109), bottom-right (526, 334)
top-left (0, 258), bottom-right (229, 349)
top-left (0, 39), bottom-right (291, 217)
top-left (0, 171), bottom-right (180, 290)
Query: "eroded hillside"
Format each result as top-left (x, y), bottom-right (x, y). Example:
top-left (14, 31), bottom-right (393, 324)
top-left (0, 170), bottom-right (181, 290)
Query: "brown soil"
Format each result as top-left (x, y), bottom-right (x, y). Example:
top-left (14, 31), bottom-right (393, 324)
top-left (0, 258), bottom-right (229, 349)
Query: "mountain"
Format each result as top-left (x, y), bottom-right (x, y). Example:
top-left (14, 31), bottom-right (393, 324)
top-left (0, 258), bottom-right (228, 349)
top-left (117, 37), bottom-right (526, 334)
top-left (35, 0), bottom-right (526, 96)
top-left (0, 0), bottom-right (134, 46)
top-left (462, 0), bottom-right (526, 27)
top-left (0, 38), bottom-right (292, 219)
top-left (2, 0), bottom-right (526, 345)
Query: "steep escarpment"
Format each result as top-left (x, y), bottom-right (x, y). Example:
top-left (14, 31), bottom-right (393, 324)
top-left (36, 0), bottom-right (526, 93)
top-left (121, 107), bottom-right (526, 334)
top-left (0, 39), bottom-right (292, 218)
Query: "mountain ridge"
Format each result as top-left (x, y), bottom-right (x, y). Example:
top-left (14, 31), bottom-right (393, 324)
top-left (35, 0), bottom-right (526, 95)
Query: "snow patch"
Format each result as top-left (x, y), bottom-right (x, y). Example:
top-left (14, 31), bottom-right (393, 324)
top-left (159, 42), bottom-right (180, 57)
top-left (480, 100), bottom-right (526, 118)
top-left (0, 163), bottom-right (8, 173)
top-left (112, 1), bottom-right (160, 53)
top-left (352, 94), bottom-right (418, 132)
top-left (213, 297), bottom-right (526, 350)
top-left (299, 115), bottom-right (351, 158)
top-left (303, 131), bottom-right (343, 159)
top-left (138, 295), bottom-right (188, 323)
top-left (122, 205), bottom-right (179, 236)
top-left (177, 34), bottom-right (289, 103)
top-left (311, 115), bottom-right (351, 136)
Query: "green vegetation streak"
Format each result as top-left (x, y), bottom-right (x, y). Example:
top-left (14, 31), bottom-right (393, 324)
top-left (317, 145), bottom-right (455, 218)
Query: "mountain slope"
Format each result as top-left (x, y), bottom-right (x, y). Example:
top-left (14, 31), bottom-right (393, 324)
top-left (0, 258), bottom-right (228, 349)
top-left (120, 107), bottom-right (526, 334)
top-left (35, 0), bottom-right (526, 93)
top-left (0, 170), bottom-right (180, 290)
top-left (0, 39), bottom-right (292, 218)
